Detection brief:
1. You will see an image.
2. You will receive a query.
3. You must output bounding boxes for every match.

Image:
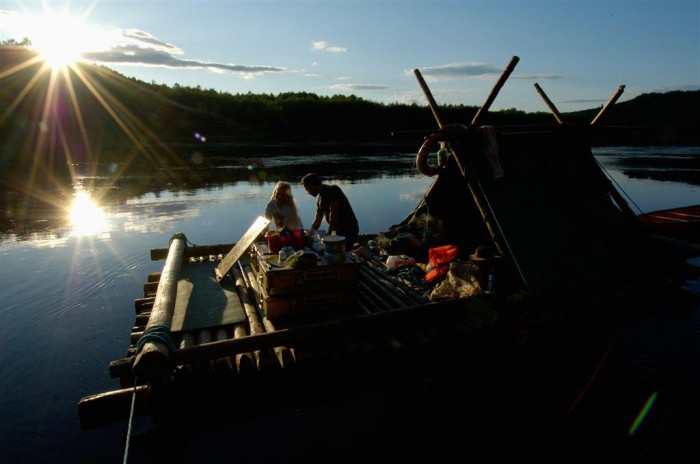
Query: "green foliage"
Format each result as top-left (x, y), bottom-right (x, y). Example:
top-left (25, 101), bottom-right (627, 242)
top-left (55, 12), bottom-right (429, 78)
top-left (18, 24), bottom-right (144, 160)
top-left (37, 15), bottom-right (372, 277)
top-left (0, 38), bottom-right (32, 47)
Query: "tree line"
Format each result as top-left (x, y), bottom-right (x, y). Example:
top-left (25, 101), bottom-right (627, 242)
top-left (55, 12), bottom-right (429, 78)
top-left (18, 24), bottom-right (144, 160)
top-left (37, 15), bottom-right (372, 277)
top-left (1, 45), bottom-right (698, 183)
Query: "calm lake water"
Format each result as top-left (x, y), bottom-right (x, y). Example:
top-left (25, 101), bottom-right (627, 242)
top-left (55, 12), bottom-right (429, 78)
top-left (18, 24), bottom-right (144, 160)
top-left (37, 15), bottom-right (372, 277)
top-left (0, 147), bottom-right (699, 463)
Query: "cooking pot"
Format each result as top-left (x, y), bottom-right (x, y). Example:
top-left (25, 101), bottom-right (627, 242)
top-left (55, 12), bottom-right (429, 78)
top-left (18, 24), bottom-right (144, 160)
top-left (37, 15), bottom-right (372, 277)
top-left (321, 235), bottom-right (346, 254)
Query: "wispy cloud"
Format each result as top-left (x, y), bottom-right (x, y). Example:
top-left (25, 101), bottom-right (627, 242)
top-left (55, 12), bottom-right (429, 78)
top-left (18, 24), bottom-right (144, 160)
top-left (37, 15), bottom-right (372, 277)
top-left (77, 28), bottom-right (287, 77)
top-left (312, 41), bottom-right (347, 53)
top-left (409, 61), bottom-right (560, 81)
top-left (512, 73), bottom-right (561, 80)
top-left (408, 62), bottom-right (500, 80)
top-left (331, 83), bottom-right (388, 91)
top-left (82, 45), bottom-right (286, 76)
top-left (121, 29), bottom-right (182, 54)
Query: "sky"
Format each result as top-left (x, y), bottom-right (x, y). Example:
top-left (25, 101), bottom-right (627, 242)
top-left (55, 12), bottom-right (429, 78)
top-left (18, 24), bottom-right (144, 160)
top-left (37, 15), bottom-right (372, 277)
top-left (1, 0), bottom-right (699, 114)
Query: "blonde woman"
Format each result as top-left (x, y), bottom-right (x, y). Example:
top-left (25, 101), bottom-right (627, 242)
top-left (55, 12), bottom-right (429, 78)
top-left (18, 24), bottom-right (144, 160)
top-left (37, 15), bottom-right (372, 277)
top-left (264, 181), bottom-right (304, 231)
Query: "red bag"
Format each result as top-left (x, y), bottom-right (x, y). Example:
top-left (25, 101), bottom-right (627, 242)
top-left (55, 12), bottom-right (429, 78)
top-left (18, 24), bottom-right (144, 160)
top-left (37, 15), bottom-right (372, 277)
top-left (425, 245), bottom-right (458, 283)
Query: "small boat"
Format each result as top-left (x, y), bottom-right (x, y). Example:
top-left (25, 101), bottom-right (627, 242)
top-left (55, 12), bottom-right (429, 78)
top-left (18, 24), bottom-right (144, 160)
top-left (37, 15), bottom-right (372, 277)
top-left (77, 56), bottom-right (700, 437)
top-left (637, 204), bottom-right (700, 242)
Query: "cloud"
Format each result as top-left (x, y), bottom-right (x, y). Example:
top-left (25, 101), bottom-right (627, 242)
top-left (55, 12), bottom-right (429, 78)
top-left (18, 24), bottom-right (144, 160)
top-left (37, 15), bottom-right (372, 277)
top-left (121, 29), bottom-right (183, 55)
top-left (76, 27), bottom-right (287, 77)
top-left (312, 41), bottom-right (347, 53)
top-left (330, 83), bottom-right (388, 91)
top-left (512, 73), bottom-right (561, 80)
top-left (408, 61), bottom-right (561, 81)
top-left (82, 45), bottom-right (286, 76)
top-left (407, 62), bottom-right (501, 80)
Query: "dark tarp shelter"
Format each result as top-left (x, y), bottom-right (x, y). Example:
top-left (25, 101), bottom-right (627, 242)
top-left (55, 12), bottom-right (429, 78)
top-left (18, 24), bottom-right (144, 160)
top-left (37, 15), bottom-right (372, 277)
top-left (401, 124), bottom-right (684, 307)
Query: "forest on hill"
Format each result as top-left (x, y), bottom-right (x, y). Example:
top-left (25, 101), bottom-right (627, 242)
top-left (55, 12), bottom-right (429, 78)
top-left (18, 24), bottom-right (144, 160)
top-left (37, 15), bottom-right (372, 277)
top-left (1, 46), bottom-right (698, 186)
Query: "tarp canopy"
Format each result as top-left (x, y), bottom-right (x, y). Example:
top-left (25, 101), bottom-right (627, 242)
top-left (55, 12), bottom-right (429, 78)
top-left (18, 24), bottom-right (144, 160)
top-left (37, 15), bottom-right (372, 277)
top-left (410, 124), bottom-right (680, 303)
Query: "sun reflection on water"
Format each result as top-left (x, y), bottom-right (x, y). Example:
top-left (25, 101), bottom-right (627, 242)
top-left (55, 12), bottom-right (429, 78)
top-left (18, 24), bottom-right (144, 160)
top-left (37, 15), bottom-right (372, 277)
top-left (70, 190), bottom-right (108, 237)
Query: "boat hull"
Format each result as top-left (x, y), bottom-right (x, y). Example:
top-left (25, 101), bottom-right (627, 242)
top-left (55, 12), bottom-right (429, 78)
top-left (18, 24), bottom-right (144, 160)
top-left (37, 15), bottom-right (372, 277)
top-left (637, 204), bottom-right (700, 242)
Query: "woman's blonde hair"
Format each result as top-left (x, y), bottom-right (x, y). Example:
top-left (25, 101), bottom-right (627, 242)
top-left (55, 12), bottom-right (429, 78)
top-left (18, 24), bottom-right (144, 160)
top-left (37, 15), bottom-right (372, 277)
top-left (270, 181), bottom-right (299, 217)
top-left (270, 181), bottom-right (292, 200)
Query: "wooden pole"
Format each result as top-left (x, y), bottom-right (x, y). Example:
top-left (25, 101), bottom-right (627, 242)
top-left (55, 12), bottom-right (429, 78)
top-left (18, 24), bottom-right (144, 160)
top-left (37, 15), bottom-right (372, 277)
top-left (231, 266), bottom-right (263, 368)
top-left (233, 324), bottom-right (256, 373)
top-left (413, 68), bottom-right (445, 128)
top-left (533, 83), bottom-right (564, 124)
top-left (471, 55), bottom-right (520, 127)
top-left (413, 56), bottom-right (528, 291)
top-left (133, 235), bottom-right (186, 382)
top-left (591, 85), bottom-right (625, 125)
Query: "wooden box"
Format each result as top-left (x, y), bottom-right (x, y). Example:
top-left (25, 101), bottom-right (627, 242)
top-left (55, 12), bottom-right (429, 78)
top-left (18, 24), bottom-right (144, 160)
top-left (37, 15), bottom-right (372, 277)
top-left (251, 242), bottom-right (359, 296)
top-left (260, 286), bottom-right (359, 320)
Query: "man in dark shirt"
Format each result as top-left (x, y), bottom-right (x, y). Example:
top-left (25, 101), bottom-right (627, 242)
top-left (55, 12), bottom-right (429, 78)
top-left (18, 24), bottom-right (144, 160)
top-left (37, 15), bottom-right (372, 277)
top-left (301, 173), bottom-right (359, 248)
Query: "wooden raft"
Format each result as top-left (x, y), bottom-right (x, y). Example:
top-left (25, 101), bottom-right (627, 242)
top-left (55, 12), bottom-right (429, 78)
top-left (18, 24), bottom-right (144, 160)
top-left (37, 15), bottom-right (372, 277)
top-left (78, 242), bottom-right (500, 430)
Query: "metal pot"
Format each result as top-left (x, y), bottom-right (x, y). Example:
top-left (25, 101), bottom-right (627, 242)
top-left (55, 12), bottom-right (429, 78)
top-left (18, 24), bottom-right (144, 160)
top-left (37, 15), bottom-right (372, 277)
top-left (321, 235), bottom-right (346, 254)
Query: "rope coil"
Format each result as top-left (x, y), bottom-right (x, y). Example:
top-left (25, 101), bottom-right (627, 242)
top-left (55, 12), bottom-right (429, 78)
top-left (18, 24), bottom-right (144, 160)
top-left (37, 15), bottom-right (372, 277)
top-left (136, 324), bottom-right (176, 353)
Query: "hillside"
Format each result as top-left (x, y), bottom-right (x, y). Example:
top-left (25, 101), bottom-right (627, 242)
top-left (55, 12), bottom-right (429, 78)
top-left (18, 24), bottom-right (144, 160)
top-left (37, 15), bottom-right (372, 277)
top-left (1, 47), bottom-right (698, 185)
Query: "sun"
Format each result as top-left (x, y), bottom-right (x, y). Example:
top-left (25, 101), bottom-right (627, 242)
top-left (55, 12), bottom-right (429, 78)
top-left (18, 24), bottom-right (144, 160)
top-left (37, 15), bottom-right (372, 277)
top-left (11, 9), bottom-right (94, 70)
top-left (70, 190), bottom-right (109, 237)
top-left (35, 13), bottom-right (92, 69)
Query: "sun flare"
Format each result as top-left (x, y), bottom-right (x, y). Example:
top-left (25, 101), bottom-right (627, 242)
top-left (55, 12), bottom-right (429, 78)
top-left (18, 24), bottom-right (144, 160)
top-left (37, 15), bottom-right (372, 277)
top-left (11, 9), bottom-right (94, 70)
top-left (36, 14), bottom-right (91, 69)
top-left (70, 190), bottom-right (108, 237)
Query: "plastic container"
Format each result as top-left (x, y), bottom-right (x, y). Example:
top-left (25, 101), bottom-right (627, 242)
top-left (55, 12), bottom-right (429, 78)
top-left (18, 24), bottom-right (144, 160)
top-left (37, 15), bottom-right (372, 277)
top-left (267, 231), bottom-right (282, 253)
top-left (292, 229), bottom-right (305, 250)
top-left (309, 230), bottom-right (325, 254)
top-left (278, 246), bottom-right (296, 263)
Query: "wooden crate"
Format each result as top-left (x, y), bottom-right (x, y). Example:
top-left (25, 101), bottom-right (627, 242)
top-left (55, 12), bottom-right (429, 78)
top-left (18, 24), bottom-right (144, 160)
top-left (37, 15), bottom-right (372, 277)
top-left (260, 287), bottom-right (359, 320)
top-left (251, 242), bottom-right (359, 296)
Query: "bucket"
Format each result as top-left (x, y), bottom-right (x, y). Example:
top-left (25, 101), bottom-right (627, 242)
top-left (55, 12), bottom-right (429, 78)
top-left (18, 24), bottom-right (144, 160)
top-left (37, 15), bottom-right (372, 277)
top-left (267, 231), bottom-right (283, 253)
top-left (292, 229), bottom-right (305, 250)
top-left (279, 234), bottom-right (295, 249)
top-left (275, 229), bottom-right (305, 251)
